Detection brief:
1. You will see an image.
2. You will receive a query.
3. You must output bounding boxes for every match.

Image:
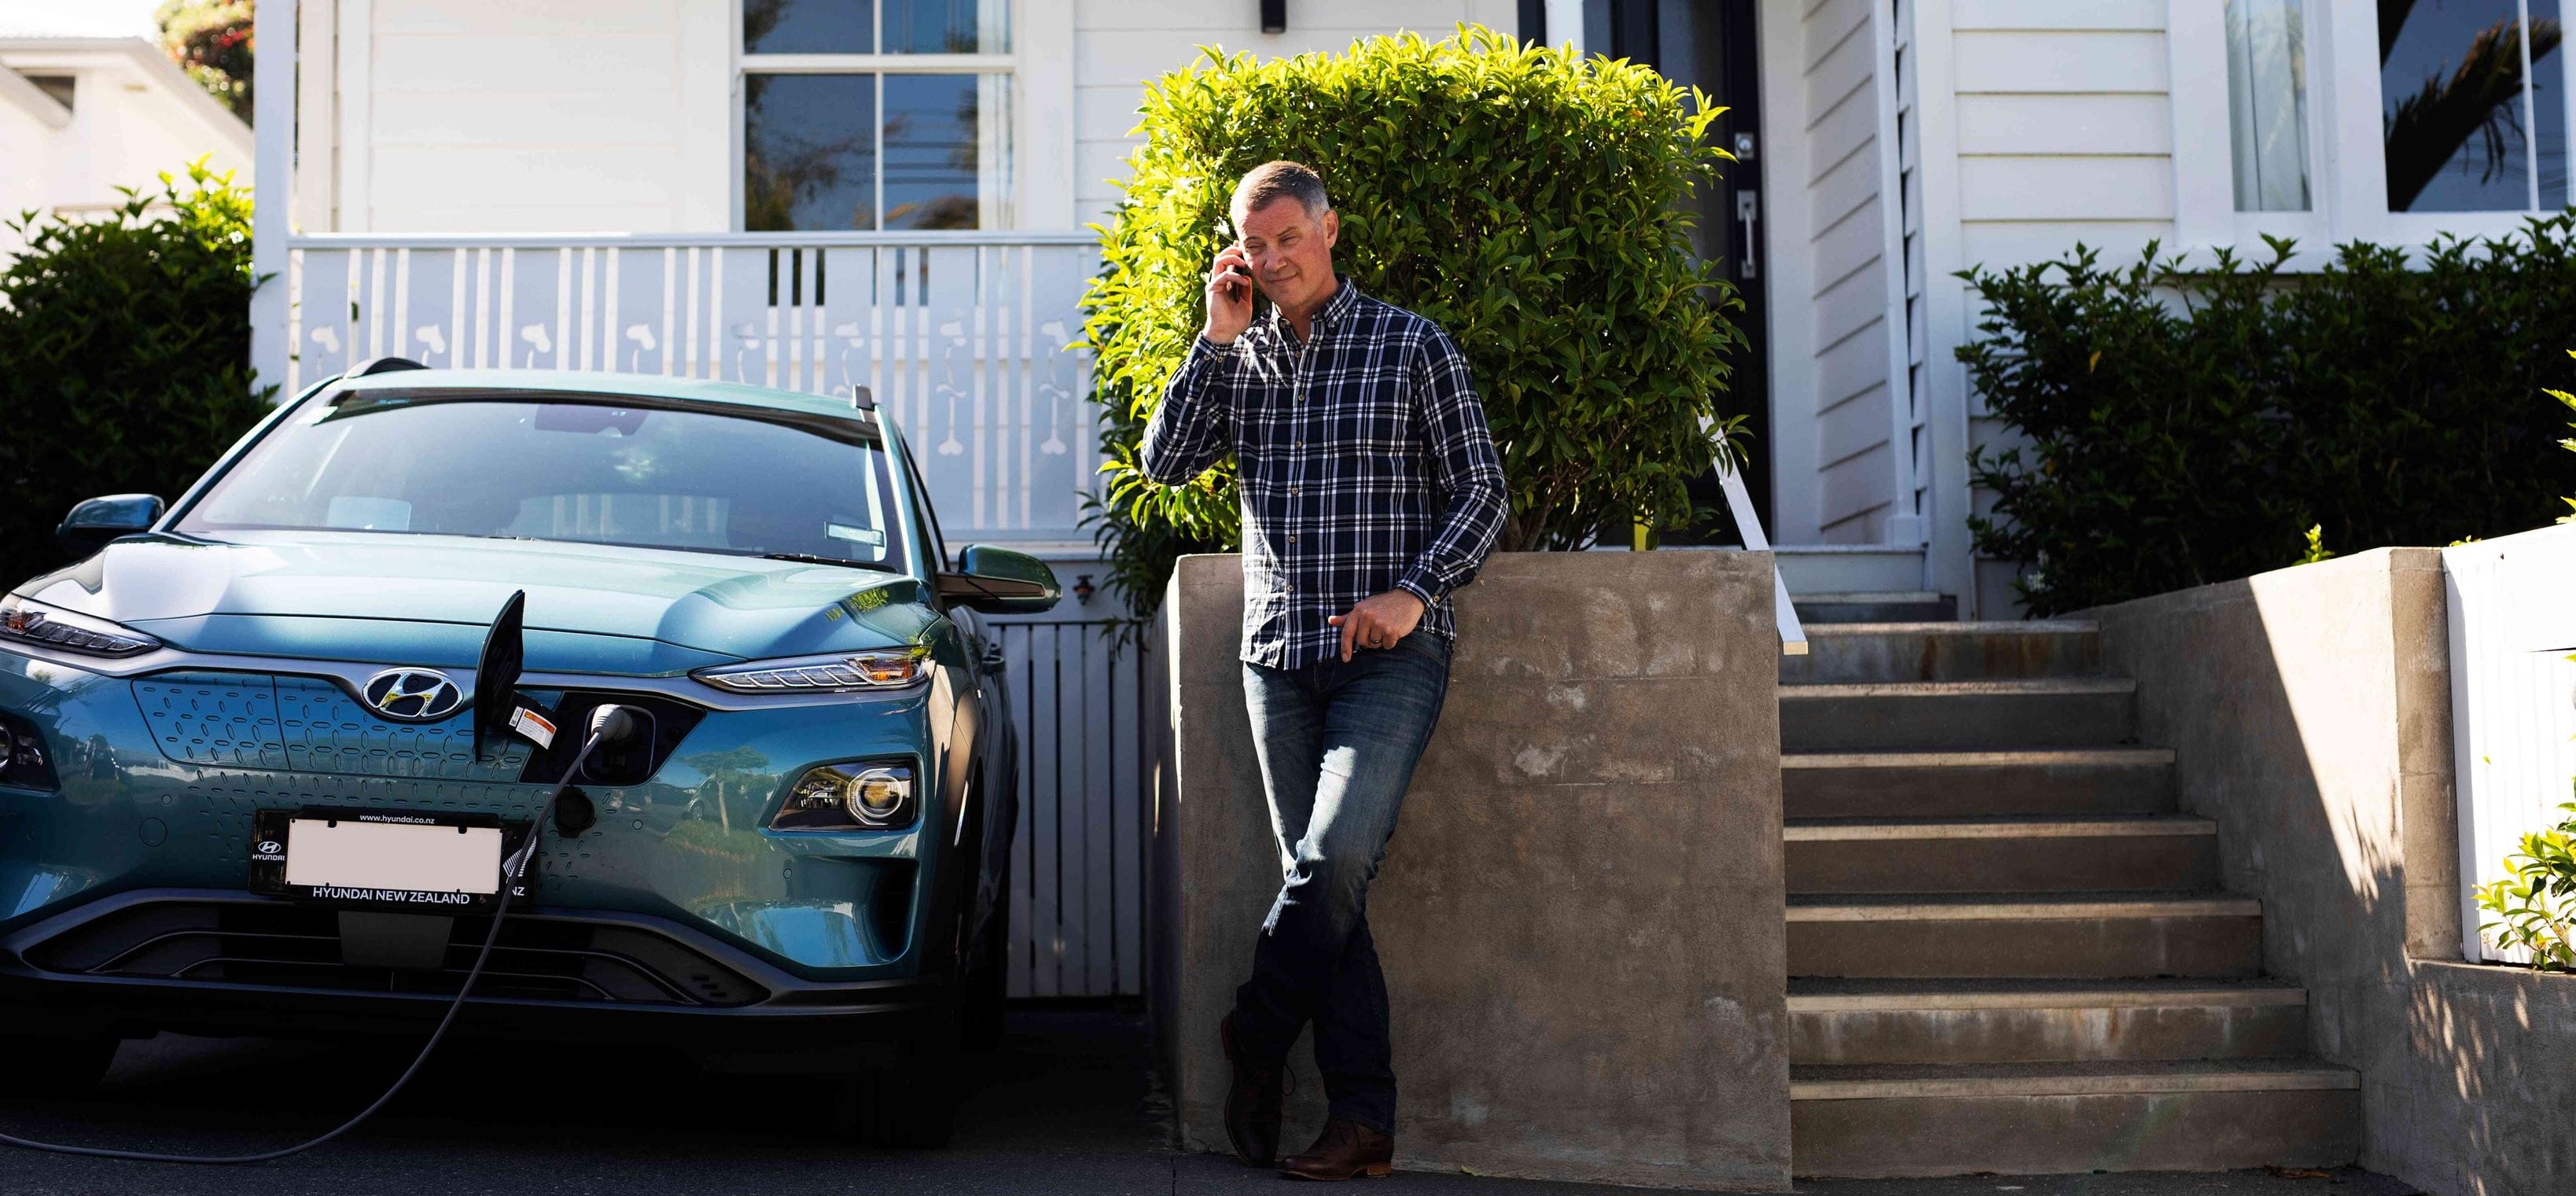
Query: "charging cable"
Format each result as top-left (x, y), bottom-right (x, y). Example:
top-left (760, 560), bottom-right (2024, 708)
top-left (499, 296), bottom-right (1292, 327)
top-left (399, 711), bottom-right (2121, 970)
top-left (0, 705), bottom-right (643, 1165)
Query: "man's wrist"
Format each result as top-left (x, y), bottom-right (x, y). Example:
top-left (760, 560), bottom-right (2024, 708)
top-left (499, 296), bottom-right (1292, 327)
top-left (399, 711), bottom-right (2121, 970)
top-left (1393, 579), bottom-right (1437, 611)
top-left (1200, 329), bottom-right (1238, 347)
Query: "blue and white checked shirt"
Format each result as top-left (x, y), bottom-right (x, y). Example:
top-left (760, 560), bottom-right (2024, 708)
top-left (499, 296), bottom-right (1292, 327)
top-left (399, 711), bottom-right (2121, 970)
top-left (1142, 278), bottom-right (1507, 669)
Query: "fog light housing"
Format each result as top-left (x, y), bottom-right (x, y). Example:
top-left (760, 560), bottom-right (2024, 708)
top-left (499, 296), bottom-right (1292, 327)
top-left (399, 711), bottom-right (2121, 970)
top-left (770, 760), bottom-right (916, 832)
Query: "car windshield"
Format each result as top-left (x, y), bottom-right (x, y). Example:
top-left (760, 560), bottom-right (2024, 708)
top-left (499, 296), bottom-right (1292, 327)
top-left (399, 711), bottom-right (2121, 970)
top-left (176, 392), bottom-right (906, 569)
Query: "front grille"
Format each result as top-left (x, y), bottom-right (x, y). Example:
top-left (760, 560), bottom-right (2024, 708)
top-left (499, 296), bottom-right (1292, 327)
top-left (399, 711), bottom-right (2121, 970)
top-left (133, 673), bottom-right (705, 783)
top-left (24, 899), bottom-right (767, 1007)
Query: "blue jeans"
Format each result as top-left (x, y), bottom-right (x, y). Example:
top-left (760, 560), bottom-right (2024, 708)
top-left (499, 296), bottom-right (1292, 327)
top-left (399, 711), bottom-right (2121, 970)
top-left (1231, 628), bottom-right (1452, 1135)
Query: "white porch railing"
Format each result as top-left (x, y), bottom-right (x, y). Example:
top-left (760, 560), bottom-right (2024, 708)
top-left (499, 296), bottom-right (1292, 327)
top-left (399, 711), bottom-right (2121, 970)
top-left (2442, 521), bottom-right (2576, 962)
top-left (260, 232), bottom-right (1104, 549)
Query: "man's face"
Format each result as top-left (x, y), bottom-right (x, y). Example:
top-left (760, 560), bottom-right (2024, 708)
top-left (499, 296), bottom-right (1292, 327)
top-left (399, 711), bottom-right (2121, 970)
top-left (1234, 196), bottom-right (1339, 314)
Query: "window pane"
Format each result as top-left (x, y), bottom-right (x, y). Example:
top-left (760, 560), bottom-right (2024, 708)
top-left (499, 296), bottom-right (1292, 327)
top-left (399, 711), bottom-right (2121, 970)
top-left (2381, 0), bottom-right (2557, 212)
top-left (743, 0), bottom-right (874, 54)
top-left (2227, 0), bottom-right (2312, 212)
top-left (882, 74), bottom-right (980, 230)
top-left (883, 0), bottom-right (1006, 53)
top-left (745, 75), bottom-right (879, 231)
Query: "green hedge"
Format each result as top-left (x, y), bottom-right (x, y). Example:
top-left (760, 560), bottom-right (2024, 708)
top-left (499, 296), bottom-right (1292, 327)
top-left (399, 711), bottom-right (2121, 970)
top-left (1080, 26), bottom-right (1746, 620)
top-left (0, 163), bottom-right (274, 571)
top-left (1960, 223), bottom-right (2576, 616)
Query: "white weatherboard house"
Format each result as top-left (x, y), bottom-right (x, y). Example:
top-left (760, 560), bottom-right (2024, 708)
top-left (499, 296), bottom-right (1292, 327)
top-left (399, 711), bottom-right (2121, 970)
top-left (0, 35), bottom-right (254, 263)
top-left (248, 1), bottom-right (2575, 615)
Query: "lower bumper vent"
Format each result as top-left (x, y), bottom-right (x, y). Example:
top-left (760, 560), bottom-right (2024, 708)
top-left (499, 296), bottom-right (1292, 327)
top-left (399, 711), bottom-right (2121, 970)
top-left (24, 898), bottom-right (767, 1007)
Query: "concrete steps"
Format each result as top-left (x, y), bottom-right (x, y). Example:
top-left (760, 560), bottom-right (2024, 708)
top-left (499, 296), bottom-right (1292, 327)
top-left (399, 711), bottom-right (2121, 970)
top-left (1779, 679), bottom-right (2137, 752)
top-left (1774, 599), bottom-right (2357, 1177)
top-left (1792, 591), bottom-right (1957, 624)
top-left (1788, 1060), bottom-right (2361, 1179)
top-left (1788, 892), bottom-right (2265, 980)
top-left (1783, 749), bottom-right (2177, 819)
top-left (1785, 816), bottom-right (2219, 894)
top-left (1781, 620), bottom-right (2100, 683)
top-left (1788, 978), bottom-right (2310, 1065)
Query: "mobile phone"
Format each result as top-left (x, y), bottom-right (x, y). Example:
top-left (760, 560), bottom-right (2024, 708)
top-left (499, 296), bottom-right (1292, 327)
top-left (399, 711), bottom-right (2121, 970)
top-left (1214, 219), bottom-right (1252, 281)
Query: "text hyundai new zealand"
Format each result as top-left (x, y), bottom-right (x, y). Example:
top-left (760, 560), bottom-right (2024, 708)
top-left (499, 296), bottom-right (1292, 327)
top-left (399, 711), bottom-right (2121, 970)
top-left (0, 363), bottom-right (1057, 1144)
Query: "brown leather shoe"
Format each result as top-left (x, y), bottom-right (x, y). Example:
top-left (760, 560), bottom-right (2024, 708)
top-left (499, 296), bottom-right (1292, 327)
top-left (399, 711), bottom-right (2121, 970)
top-left (1279, 1117), bottom-right (1393, 1180)
top-left (1219, 1013), bottom-right (1284, 1166)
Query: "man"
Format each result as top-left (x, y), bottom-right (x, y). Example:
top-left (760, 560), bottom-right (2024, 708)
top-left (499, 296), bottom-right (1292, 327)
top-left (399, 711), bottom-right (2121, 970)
top-left (1139, 161), bottom-right (1507, 1181)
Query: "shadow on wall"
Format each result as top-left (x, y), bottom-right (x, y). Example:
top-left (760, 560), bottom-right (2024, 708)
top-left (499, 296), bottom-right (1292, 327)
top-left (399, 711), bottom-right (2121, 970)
top-left (2092, 547), bottom-right (2575, 1196)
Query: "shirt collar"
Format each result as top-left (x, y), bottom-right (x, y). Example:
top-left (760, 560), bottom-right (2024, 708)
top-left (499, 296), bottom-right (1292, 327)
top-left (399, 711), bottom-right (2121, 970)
top-left (1267, 274), bottom-right (1361, 340)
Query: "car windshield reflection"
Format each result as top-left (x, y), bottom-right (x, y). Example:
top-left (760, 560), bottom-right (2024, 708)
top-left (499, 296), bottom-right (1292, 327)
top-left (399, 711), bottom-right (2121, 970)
top-left (176, 394), bottom-right (906, 569)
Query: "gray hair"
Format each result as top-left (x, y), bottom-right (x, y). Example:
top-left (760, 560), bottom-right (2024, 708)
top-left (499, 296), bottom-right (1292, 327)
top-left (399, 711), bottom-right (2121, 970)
top-left (1231, 160), bottom-right (1331, 223)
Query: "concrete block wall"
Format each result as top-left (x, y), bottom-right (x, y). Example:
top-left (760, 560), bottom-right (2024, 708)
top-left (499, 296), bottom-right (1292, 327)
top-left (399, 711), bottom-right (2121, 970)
top-left (1146, 550), bottom-right (1790, 1190)
top-left (2092, 548), bottom-right (2576, 1196)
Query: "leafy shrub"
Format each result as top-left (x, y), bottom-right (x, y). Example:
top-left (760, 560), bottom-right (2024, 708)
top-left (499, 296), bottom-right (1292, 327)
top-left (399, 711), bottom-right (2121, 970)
top-left (155, 0), bottom-right (255, 121)
top-left (1961, 225), bottom-right (2576, 616)
top-left (1081, 26), bottom-right (1746, 620)
top-left (2476, 796), bottom-right (2576, 970)
top-left (0, 162), bottom-right (274, 572)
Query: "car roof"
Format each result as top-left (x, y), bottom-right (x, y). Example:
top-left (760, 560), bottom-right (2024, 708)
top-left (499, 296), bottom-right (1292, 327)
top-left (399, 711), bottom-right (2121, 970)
top-left (329, 368), bottom-right (876, 425)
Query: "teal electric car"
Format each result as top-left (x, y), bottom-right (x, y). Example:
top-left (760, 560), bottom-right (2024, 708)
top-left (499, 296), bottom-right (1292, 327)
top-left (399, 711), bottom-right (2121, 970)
top-left (0, 362), bottom-right (1056, 1143)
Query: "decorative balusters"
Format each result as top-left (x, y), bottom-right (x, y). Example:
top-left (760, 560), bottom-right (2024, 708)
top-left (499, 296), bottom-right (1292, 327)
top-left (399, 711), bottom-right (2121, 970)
top-left (273, 234), bottom-right (1098, 545)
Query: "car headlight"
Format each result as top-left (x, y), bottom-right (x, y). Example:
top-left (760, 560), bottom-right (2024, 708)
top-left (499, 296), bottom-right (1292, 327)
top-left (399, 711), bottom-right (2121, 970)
top-left (0, 594), bottom-right (160, 657)
top-left (690, 646), bottom-right (930, 694)
top-left (770, 760), bottom-right (917, 831)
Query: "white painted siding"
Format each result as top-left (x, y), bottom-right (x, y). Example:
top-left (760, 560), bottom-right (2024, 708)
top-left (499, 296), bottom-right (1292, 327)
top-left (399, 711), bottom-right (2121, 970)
top-left (1069, 0), bottom-right (1516, 227)
top-left (314, 0), bottom-right (1517, 234)
top-left (311, 0), bottom-right (724, 234)
top-left (1770, 0), bottom-right (1905, 546)
top-left (1934, 0), bottom-right (2179, 614)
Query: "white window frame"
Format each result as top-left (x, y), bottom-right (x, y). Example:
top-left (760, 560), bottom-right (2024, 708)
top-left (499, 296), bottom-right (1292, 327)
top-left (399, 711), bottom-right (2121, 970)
top-left (730, 0), bottom-right (1025, 231)
top-left (2173, 0), bottom-right (2574, 264)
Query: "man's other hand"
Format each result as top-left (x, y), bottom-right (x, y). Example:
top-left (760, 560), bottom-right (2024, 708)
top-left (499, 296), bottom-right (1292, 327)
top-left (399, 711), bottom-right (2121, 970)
top-left (1328, 591), bottom-right (1427, 662)
top-left (1204, 244), bottom-right (1255, 344)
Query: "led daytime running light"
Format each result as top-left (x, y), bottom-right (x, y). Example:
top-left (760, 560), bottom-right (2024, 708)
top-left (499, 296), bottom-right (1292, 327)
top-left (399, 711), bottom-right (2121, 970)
top-left (0, 595), bottom-right (160, 657)
top-left (693, 646), bottom-right (930, 694)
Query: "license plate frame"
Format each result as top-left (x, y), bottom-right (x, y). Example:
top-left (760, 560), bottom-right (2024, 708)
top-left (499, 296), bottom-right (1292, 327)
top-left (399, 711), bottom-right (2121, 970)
top-left (248, 808), bottom-right (523, 912)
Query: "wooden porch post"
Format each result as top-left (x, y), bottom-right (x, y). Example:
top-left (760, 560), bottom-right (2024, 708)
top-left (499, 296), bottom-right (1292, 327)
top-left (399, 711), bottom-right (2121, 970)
top-left (248, 0), bottom-right (296, 399)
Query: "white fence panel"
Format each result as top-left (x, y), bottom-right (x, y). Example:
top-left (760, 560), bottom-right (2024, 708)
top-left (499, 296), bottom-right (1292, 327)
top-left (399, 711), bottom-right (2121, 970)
top-left (274, 233), bottom-right (1101, 548)
top-left (2442, 522), bottom-right (2576, 962)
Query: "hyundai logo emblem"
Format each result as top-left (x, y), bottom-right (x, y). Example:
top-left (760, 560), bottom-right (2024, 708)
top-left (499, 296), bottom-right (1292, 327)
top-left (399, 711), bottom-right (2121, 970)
top-left (361, 668), bottom-right (466, 722)
top-left (256, 840), bottom-right (282, 854)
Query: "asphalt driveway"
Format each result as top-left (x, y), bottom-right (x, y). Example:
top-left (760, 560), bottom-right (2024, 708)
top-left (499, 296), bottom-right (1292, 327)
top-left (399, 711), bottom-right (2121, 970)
top-left (0, 1007), bottom-right (2421, 1196)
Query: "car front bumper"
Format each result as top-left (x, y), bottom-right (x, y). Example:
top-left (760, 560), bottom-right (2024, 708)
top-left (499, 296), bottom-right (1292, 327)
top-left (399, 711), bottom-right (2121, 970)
top-left (0, 888), bottom-right (956, 1067)
top-left (0, 645), bottom-right (965, 1062)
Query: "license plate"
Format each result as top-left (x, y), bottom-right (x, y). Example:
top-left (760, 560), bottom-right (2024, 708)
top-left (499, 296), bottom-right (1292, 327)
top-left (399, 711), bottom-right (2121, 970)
top-left (248, 808), bottom-right (518, 911)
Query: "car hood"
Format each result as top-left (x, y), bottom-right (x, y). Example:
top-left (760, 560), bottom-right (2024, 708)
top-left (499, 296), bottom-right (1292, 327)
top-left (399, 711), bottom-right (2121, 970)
top-left (12, 532), bottom-right (936, 675)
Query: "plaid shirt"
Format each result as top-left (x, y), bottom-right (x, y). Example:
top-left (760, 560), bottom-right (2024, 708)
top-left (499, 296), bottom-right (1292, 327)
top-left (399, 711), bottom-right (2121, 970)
top-left (1142, 278), bottom-right (1507, 669)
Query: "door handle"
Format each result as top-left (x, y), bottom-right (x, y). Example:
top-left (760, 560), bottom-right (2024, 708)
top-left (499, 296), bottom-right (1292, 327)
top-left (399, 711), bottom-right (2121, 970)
top-left (1735, 190), bottom-right (1760, 281)
top-left (981, 642), bottom-right (1006, 670)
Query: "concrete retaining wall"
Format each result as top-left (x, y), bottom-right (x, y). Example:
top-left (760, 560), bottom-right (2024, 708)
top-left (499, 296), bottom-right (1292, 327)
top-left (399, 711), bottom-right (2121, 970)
top-left (2094, 548), bottom-right (2576, 1196)
top-left (1146, 550), bottom-right (1790, 1190)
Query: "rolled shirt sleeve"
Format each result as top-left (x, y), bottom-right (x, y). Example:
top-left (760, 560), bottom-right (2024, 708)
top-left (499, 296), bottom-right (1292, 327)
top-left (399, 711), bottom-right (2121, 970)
top-left (1393, 329), bottom-right (1507, 608)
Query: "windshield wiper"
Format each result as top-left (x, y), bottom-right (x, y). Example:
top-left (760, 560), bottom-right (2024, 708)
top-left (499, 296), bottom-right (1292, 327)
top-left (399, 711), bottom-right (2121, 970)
top-left (758, 552), bottom-right (899, 572)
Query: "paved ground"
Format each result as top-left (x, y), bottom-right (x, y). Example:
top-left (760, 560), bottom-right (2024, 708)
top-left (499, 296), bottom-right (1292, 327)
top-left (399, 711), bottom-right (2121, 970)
top-left (0, 1006), bottom-right (2423, 1195)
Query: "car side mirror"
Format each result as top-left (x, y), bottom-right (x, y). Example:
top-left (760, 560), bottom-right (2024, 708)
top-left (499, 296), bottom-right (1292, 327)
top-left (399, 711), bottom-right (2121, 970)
top-left (57, 494), bottom-right (165, 558)
top-left (935, 544), bottom-right (1061, 615)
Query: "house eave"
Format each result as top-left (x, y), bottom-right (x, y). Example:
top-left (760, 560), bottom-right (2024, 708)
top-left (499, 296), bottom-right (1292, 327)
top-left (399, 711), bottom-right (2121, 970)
top-left (0, 35), bottom-right (252, 160)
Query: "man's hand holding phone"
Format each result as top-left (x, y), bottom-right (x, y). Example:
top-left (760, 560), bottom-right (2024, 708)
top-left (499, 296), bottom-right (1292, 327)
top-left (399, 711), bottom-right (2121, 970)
top-left (1204, 243), bottom-right (1255, 345)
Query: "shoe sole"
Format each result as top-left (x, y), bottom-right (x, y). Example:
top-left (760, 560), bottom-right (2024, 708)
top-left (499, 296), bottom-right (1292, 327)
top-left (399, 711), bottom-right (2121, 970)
top-left (1280, 1163), bottom-right (1393, 1180)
